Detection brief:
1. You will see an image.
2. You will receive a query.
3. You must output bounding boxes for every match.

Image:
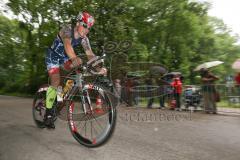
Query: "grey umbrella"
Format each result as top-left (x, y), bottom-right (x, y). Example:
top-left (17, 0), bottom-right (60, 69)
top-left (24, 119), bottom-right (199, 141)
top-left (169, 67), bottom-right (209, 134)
top-left (149, 66), bottom-right (168, 76)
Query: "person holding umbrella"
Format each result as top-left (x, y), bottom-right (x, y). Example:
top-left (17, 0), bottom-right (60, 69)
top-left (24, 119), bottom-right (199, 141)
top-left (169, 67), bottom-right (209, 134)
top-left (194, 60), bottom-right (223, 114)
top-left (200, 68), bottom-right (219, 114)
top-left (146, 65), bottom-right (168, 109)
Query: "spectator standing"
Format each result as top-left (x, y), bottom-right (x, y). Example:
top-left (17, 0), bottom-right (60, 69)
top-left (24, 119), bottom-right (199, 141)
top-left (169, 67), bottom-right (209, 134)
top-left (157, 78), bottom-right (170, 109)
top-left (234, 72), bottom-right (240, 94)
top-left (126, 78), bottom-right (134, 106)
top-left (171, 76), bottom-right (183, 111)
top-left (114, 79), bottom-right (121, 104)
top-left (146, 77), bottom-right (154, 108)
top-left (132, 77), bottom-right (140, 106)
top-left (200, 68), bottom-right (219, 114)
top-left (225, 75), bottom-right (234, 95)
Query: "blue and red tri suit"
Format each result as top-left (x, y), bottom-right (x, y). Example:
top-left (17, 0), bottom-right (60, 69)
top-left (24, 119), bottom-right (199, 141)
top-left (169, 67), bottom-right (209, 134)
top-left (45, 24), bottom-right (83, 73)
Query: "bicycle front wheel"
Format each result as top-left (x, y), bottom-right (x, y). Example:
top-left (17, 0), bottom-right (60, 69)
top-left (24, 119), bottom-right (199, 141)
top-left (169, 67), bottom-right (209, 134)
top-left (67, 85), bottom-right (117, 147)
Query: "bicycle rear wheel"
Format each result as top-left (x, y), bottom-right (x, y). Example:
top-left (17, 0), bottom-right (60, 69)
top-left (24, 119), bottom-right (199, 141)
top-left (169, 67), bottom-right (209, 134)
top-left (32, 86), bottom-right (58, 128)
top-left (68, 85), bottom-right (117, 147)
top-left (32, 90), bottom-right (47, 128)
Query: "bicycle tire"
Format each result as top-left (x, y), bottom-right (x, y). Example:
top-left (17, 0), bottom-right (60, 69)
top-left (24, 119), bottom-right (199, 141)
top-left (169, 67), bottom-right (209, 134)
top-left (32, 90), bottom-right (47, 128)
top-left (32, 85), bottom-right (58, 128)
top-left (67, 84), bottom-right (117, 147)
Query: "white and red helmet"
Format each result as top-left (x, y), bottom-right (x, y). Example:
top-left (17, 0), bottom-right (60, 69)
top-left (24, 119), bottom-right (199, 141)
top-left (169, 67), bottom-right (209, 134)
top-left (77, 11), bottom-right (95, 28)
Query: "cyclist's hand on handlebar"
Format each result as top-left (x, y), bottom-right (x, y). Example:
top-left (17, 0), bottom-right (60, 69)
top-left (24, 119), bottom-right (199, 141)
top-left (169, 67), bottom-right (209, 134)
top-left (96, 67), bottom-right (107, 76)
top-left (70, 57), bottom-right (82, 68)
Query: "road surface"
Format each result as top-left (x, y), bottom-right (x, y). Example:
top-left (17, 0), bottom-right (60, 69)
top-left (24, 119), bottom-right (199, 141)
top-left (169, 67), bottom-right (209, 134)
top-left (0, 95), bottom-right (240, 160)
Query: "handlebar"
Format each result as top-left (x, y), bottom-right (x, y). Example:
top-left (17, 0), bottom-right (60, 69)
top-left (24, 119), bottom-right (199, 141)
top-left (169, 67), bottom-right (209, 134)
top-left (71, 54), bottom-right (106, 76)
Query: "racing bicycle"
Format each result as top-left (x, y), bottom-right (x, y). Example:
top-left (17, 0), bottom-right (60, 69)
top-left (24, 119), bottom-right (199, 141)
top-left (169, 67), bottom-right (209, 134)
top-left (32, 55), bottom-right (117, 147)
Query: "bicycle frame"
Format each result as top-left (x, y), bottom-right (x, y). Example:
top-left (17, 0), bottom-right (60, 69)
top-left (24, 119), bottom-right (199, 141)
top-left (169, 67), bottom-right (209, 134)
top-left (63, 69), bottom-right (104, 115)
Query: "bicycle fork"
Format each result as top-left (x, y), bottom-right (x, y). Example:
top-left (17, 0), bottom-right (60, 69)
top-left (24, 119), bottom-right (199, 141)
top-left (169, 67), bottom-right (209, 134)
top-left (81, 89), bottom-right (93, 114)
top-left (76, 73), bottom-right (93, 114)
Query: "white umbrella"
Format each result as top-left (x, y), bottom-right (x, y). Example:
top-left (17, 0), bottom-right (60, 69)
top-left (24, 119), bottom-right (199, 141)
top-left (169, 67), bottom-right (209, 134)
top-left (232, 59), bottom-right (240, 72)
top-left (194, 61), bottom-right (224, 71)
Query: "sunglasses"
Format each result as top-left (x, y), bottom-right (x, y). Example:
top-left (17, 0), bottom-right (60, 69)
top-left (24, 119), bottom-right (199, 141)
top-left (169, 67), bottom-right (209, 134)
top-left (80, 22), bottom-right (89, 29)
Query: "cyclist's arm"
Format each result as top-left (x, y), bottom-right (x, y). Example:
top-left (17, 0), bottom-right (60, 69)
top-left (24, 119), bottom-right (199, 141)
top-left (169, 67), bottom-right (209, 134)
top-left (82, 37), bottom-right (107, 75)
top-left (81, 37), bottom-right (96, 60)
top-left (59, 25), bottom-right (78, 59)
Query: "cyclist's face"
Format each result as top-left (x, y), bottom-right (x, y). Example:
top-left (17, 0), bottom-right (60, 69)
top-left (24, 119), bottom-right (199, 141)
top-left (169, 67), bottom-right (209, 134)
top-left (77, 23), bottom-right (89, 38)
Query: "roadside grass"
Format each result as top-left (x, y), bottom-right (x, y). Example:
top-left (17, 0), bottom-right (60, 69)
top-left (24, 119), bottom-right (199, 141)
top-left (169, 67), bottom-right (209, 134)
top-left (217, 99), bottom-right (240, 108)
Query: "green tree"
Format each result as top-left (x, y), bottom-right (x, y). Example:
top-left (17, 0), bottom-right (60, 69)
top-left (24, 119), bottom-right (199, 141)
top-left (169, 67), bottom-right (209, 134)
top-left (1, 0), bottom-right (240, 94)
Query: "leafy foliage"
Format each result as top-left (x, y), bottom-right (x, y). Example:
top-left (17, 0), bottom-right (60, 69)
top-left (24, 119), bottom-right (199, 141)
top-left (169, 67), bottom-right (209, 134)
top-left (0, 0), bottom-right (240, 94)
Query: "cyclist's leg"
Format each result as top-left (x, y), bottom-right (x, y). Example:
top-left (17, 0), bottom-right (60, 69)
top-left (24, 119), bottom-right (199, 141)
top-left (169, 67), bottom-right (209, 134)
top-left (45, 49), bottom-right (62, 109)
top-left (46, 69), bottom-right (60, 109)
top-left (45, 70), bottom-right (61, 128)
top-left (45, 49), bottom-right (62, 128)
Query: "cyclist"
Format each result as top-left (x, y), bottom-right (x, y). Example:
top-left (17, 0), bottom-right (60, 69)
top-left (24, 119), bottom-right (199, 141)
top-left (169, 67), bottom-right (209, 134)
top-left (45, 11), bottom-right (106, 129)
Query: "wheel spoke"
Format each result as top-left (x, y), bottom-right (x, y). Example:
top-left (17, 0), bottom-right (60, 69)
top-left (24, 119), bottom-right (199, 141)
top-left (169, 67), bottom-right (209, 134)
top-left (68, 85), bottom-right (116, 147)
top-left (84, 120), bottom-right (87, 137)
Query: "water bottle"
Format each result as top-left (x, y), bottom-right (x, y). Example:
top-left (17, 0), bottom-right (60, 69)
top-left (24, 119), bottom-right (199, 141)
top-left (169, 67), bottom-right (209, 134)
top-left (63, 80), bottom-right (74, 94)
top-left (57, 86), bottom-right (63, 102)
